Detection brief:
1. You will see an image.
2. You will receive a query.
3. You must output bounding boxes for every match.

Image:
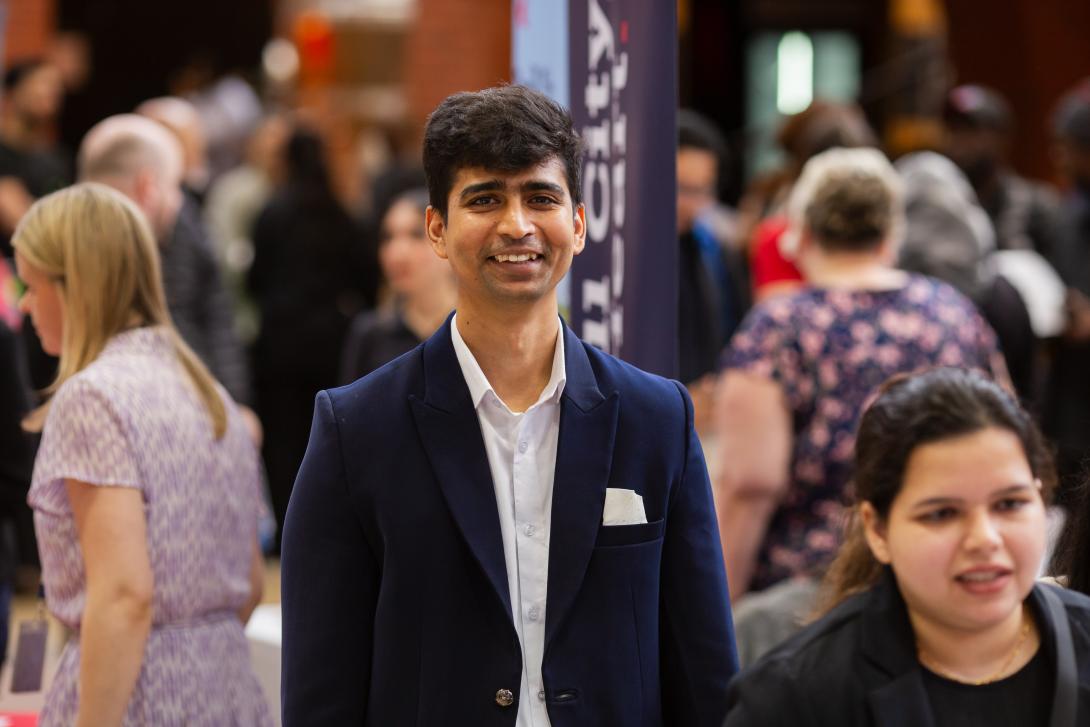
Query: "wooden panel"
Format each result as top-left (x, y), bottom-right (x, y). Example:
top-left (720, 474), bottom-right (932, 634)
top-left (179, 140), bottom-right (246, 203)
top-left (404, 0), bottom-right (512, 128)
top-left (4, 0), bottom-right (55, 63)
top-left (946, 0), bottom-right (1090, 183)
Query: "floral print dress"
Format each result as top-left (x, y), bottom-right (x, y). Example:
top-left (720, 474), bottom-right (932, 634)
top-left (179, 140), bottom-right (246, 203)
top-left (723, 275), bottom-right (1007, 592)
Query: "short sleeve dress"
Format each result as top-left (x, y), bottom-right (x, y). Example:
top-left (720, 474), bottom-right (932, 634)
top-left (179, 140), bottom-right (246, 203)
top-left (28, 326), bottom-right (272, 726)
top-left (723, 275), bottom-right (1008, 592)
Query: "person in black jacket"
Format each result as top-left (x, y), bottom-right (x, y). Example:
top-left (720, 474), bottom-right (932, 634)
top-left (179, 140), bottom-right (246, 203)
top-left (726, 368), bottom-right (1090, 727)
top-left (248, 125), bottom-right (377, 544)
top-left (78, 113), bottom-right (253, 406)
top-left (0, 317), bottom-right (32, 668)
top-left (339, 187), bottom-right (456, 384)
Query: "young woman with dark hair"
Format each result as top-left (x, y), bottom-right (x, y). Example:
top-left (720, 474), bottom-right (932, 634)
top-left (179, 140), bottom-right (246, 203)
top-left (338, 187), bottom-right (456, 384)
top-left (725, 367), bottom-right (1090, 727)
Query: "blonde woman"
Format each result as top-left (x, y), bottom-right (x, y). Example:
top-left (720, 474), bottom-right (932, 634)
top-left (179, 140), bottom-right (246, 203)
top-left (14, 183), bottom-right (271, 726)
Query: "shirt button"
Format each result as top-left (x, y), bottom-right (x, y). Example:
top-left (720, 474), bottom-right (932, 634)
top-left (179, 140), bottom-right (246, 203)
top-left (538, 690), bottom-right (546, 702)
top-left (528, 606), bottom-right (540, 622)
top-left (524, 524), bottom-right (536, 537)
top-left (518, 440), bottom-right (529, 453)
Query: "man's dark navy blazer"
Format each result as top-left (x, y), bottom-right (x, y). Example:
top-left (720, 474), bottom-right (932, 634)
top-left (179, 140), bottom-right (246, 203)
top-left (281, 318), bottom-right (738, 726)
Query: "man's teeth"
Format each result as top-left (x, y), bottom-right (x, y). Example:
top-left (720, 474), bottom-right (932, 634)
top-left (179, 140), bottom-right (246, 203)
top-left (959, 571), bottom-right (1003, 582)
top-left (494, 253), bottom-right (540, 262)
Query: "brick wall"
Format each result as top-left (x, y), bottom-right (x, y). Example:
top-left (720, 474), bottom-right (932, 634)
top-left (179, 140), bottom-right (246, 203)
top-left (404, 0), bottom-right (511, 127)
top-left (4, 0), bottom-right (55, 64)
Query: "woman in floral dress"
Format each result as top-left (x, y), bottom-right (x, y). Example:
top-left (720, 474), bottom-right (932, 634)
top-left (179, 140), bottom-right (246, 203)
top-left (715, 148), bottom-right (1008, 611)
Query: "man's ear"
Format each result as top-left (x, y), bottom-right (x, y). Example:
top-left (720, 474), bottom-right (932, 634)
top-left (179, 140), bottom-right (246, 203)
top-left (131, 168), bottom-right (158, 215)
top-left (425, 205), bottom-right (448, 259)
top-left (860, 501), bottom-right (892, 565)
top-left (572, 203), bottom-right (587, 255)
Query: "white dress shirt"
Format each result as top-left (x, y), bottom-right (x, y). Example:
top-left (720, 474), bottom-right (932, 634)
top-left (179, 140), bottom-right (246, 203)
top-left (451, 315), bottom-right (565, 727)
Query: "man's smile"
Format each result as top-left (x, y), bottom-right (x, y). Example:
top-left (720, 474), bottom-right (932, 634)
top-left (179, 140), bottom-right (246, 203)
top-left (491, 252), bottom-right (542, 263)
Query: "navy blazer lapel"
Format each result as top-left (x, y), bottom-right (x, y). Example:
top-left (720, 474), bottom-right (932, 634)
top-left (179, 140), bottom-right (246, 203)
top-left (545, 325), bottom-right (619, 650)
top-left (861, 570), bottom-right (937, 727)
top-left (409, 316), bottom-right (512, 622)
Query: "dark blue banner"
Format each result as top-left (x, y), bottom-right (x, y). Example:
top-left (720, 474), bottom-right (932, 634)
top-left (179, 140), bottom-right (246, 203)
top-left (516, 0), bottom-right (678, 378)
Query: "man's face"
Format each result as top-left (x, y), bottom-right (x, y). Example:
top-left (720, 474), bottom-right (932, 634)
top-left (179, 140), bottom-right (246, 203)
top-left (135, 149), bottom-right (185, 238)
top-left (11, 65), bottom-right (63, 125)
top-left (426, 158), bottom-right (585, 312)
top-left (942, 124), bottom-right (1005, 189)
top-left (677, 147), bottom-right (717, 235)
top-left (1054, 139), bottom-right (1090, 191)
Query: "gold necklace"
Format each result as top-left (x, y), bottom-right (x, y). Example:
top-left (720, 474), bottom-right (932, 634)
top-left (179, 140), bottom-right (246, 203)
top-left (917, 612), bottom-right (1032, 686)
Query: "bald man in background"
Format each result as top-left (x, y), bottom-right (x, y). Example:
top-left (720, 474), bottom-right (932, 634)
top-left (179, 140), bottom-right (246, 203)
top-left (78, 114), bottom-right (253, 412)
top-left (137, 96), bottom-right (210, 202)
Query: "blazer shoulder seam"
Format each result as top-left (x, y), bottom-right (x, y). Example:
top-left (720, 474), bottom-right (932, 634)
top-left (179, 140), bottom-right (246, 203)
top-left (322, 389), bottom-right (353, 502)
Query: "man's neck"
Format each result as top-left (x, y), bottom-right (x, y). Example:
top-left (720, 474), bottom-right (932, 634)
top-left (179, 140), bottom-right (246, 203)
top-left (456, 298), bottom-right (560, 413)
top-left (972, 172), bottom-right (1003, 214)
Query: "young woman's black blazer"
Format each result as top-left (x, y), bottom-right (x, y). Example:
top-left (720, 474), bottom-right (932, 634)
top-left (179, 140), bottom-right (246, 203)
top-left (724, 569), bottom-right (1090, 726)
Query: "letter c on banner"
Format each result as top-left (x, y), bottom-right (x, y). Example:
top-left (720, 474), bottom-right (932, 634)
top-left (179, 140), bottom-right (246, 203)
top-left (584, 161), bottom-right (611, 243)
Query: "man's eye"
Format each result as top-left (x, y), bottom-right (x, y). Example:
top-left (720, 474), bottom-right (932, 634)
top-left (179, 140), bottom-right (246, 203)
top-left (530, 195), bottom-right (558, 206)
top-left (469, 196), bottom-right (496, 206)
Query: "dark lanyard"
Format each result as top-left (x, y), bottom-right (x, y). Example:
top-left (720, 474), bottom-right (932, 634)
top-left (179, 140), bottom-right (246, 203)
top-left (1040, 585), bottom-right (1077, 727)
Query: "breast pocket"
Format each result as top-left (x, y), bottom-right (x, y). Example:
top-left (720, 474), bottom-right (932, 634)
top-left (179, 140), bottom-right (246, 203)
top-left (594, 518), bottom-right (665, 548)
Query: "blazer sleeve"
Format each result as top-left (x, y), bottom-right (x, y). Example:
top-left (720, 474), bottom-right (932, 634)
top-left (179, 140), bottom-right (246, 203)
top-left (660, 381), bottom-right (740, 726)
top-left (281, 390), bottom-right (379, 725)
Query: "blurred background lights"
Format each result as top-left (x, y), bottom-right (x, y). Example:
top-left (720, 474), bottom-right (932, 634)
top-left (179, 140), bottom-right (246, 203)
top-left (777, 31), bottom-right (814, 115)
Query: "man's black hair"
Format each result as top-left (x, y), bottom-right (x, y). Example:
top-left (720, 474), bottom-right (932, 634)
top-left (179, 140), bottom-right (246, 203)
top-left (1054, 79), bottom-right (1090, 149)
top-left (423, 84), bottom-right (582, 218)
top-left (943, 84), bottom-right (1013, 133)
top-left (3, 58), bottom-right (50, 94)
top-left (678, 109), bottom-right (727, 159)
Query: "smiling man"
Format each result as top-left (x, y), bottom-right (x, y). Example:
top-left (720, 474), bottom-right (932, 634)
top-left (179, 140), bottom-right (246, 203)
top-left (281, 85), bottom-right (737, 726)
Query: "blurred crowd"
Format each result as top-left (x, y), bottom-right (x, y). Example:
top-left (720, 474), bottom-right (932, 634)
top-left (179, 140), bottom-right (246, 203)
top-left (0, 51), bottom-right (454, 564)
top-left (678, 79), bottom-right (1090, 664)
top-left (4, 31), bottom-right (1090, 710)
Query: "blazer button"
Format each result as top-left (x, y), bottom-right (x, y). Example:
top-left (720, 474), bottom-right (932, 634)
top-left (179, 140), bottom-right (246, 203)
top-left (495, 688), bottom-right (515, 707)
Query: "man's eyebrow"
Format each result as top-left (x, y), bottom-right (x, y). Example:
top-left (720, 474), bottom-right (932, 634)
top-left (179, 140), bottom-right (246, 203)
top-left (522, 181), bottom-right (565, 194)
top-left (458, 179), bottom-right (504, 200)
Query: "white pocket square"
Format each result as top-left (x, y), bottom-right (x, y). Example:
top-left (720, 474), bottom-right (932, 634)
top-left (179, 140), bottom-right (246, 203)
top-left (603, 488), bottom-right (647, 526)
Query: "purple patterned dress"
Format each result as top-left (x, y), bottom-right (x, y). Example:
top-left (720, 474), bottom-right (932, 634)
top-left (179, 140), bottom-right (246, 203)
top-left (723, 275), bottom-right (1008, 592)
top-left (29, 327), bottom-right (272, 726)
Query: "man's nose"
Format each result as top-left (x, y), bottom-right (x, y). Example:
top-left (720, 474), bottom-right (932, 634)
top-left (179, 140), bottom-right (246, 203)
top-left (497, 201), bottom-right (533, 240)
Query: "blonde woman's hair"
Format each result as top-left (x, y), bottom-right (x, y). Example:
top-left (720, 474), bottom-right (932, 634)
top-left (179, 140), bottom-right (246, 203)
top-left (14, 182), bottom-right (227, 437)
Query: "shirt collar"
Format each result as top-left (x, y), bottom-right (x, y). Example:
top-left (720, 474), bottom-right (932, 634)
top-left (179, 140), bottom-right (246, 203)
top-left (450, 313), bottom-right (567, 413)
